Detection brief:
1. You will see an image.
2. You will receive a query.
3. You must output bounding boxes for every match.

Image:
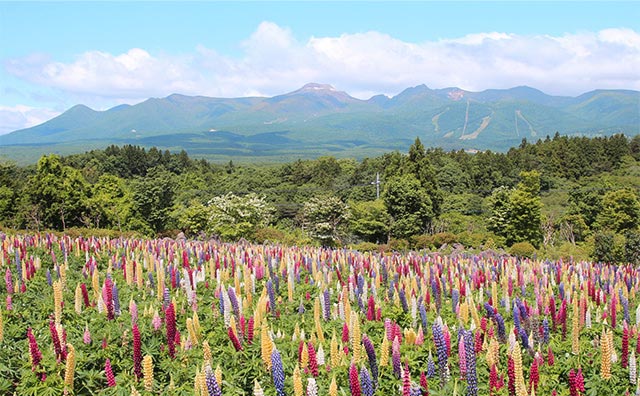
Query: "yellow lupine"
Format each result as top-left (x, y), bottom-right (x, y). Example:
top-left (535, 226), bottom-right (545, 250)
top-left (351, 311), bottom-right (361, 364)
top-left (64, 343), bottom-right (76, 390)
top-left (187, 318), bottom-right (199, 346)
top-left (512, 343), bottom-right (527, 396)
top-left (380, 336), bottom-right (390, 367)
top-left (329, 376), bottom-right (338, 396)
top-left (293, 365), bottom-right (303, 396)
top-left (194, 368), bottom-right (206, 396)
top-left (53, 279), bottom-right (63, 325)
top-left (486, 337), bottom-right (500, 368)
top-left (193, 311), bottom-right (202, 338)
top-left (131, 385), bottom-right (141, 396)
top-left (74, 283), bottom-right (82, 314)
top-left (330, 332), bottom-right (340, 368)
top-left (571, 297), bottom-right (580, 355)
top-left (601, 328), bottom-right (612, 380)
top-left (143, 354), bottom-right (154, 391)
top-left (261, 323), bottom-right (273, 369)
top-left (215, 365), bottom-right (222, 390)
top-left (253, 379), bottom-right (265, 396)
top-left (301, 342), bottom-right (309, 369)
top-left (203, 340), bottom-right (212, 365)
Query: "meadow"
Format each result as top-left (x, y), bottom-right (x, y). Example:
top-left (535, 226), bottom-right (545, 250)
top-left (0, 232), bottom-right (636, 395)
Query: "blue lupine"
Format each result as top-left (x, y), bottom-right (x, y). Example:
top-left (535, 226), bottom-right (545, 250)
top-left (431, 279), bottom-right (441, 313)
top-left (267, 280), bottom-right (276, 316)
top-left (559, 282), bottom-right (565, 300)
top-left (495, 313), bottom-right (507, 344)
top-left (205, 365), bottom-right (222, 396)
top-left (452, 289), bottom-right (460, 313)
top-left (419, 303), bottom-right (428, 330)
top-left (512, 303), bottom-right (521, 330)
top-left (426, 352), bottom-right (436, 378)
top-left (148, 273), bottom-right (155, 289)
top-left (432, 322), bottom-right (449, 384)
top-left (519, 326), bottom-right (529, 350)
top-left (542, 317), bottom-right (550, 345)
top-left (362, 335), bottom-right (379, 386)
top-left (464, 330), bottom-right (477, 396)
top-left (484, 302), bottom-right (496, 320)
top-left (228, 286), bottom-right (240, 319)
top-left (274, 275), bottom-right (280, 294)
top-left (218, 291), bottom-right (225, 316)
top-left (360, 366), bottom-right (374, 396)
top-left (620, 293), bottom-right (631, 324)
top-left (271, 349), bottom-right (285, 396)
top-left (323, 289), bottom-right (331, 321)
top-left (46, 269), bottom-right (52, 287)
top-left (112, 283), bottom-right (121, 316)
top-left (298, 300), bottom-right (305, 314)
top-left (399, 288), bottom-right (409, 313)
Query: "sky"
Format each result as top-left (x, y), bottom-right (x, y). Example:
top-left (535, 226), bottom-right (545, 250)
top-left (1, 1), bottom-right (639, 134)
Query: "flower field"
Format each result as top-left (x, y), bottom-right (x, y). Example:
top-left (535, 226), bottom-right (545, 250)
top-left (0, 233), bottom-right (637, 395)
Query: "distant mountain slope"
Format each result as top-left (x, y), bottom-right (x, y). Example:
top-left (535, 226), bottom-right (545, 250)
top-left (1, 83), bottom-right (638, 164)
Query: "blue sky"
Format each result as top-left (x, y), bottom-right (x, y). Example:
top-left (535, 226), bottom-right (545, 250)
top-left (1, 1), bottom-right (639, 133)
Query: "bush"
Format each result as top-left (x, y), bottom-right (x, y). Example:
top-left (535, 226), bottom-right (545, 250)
top-left (386, 238), bottom-right (409, 252)
top-left (432, 232), bottom-right (458, 247)
top-left (592, 231), bottom-right (625, 263)
top-left (508, 241), bottom-right (536, 258)
top-left (350, 242), bottom-right (380, 252)
top-left (411, 234), bottom-right (434, 250)
top-left (253, 227), bottom-right (286, 244)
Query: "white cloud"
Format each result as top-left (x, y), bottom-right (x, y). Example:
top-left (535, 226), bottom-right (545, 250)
top-left (3, 24), bottom-right (640, 132)
top-left (0, 105), bottom-right (60, 135)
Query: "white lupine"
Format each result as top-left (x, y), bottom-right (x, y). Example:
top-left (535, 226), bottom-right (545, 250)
top-left (306, 377), bottom-right (318, 396)
top-left (338, 300), bottom-right (345, 321)
top-left (410, 296), bottom-right (418, 325)
top-left (630, 350), bottom-right (637, 385)
top-left (316, 344), bottom-right (325, 366)
top-left (636, 304), bottom-right (640, 326)
top-left (253, 379), bottom-right (264, 396)
top-left (586, 306), bottom-right (592, 328)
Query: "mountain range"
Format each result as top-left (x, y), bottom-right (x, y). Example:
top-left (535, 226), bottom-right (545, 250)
top-left (1, 83), bottom-right (639, 164)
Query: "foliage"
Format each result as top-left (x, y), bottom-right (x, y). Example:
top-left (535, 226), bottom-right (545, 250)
top-left (208, 193), bottom-right (275, 241)
top-left (300, 195), bottom-right (350, 246)
top-left (348, 200), bottom-right (390, 244)
top-left (508, 241), bottom-right (536, 258)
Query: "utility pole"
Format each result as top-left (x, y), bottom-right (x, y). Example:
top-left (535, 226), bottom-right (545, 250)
top-left (371, 172), bottom-right (380, 199)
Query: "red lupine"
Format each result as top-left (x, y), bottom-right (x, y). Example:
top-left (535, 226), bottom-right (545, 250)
top-left (402, 362), bottom-right (411, 396)
top-left (165, 302), bottom-right (177, 358)
top-left (105, 358), bottom-right (116, 387)
top-left (80, 283), bottom-right (90, 308)
top-left (247, 316), bottom-right (254, 344)
top-left (133, 323), bottom-right (142, 378)
top-left (529, 355), bottom-right (539, 391)
top-left (49, 319), bottom-right (66, 362)
top-left (611, 296), bottom-right (617, 329)
top-left (349, 363), bottom-right (361, 396)
top-left (420, 371), bottom-right (429, 396)
top-left (489, 364), bottom-right (503, 396)
top-left (547, 345), bottom-right (555, 366)
top-left (507, 356), bottom-right (516, 396)
top-left (308, 342), bottom-right (319, 377)
top-left (228, 326), bottom-right (243, 351)
top-left (104, 277), bottom-right (114, 320)
top-left (27, 327), bottom-right (45, 381)
top-left (622, 324), bottom-right (630, 368)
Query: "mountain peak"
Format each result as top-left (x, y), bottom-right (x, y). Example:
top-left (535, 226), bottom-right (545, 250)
top-left (299, 83), bottom-right (337, 92)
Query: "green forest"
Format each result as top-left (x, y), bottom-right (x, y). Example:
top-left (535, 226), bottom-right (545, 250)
top-left (1, 133), bottom-right (639, 263)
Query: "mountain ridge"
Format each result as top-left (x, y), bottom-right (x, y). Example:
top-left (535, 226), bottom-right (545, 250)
top-left (1, 83), bottom-right (638, 164)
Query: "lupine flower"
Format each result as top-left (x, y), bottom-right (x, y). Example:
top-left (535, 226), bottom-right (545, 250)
top-left (601, 328), bottom-right (612, 380)
top-left (329, 376), bottom-right (338, 396)
top-left (432, 322), bottom-right (449, 384)
top-left (307, 377), bottom-right (319, 396)
top-left (489, 364), bottom-right (502, 396)
top-left (228, 326), bottom-right (243, 351)
top-left (464, 330), bottom-right (478, 396)
top-left (27, 327), bottom-right (43, 375)
top-left (631, 350), bottom-right (637, 385)
top-left (507, 356), bottom-right (516, 396)
top-left (494, 313), bottom-right (507, 344)
top-left (623, 323), bottom-right (630, 368)
top-left (529, 354), bottom-right (539, 392)
top-left (293, 365), bottom-right (303, 396)
top-left (165, 302), bottom-right (177, 358)
top-left (271, 349), bottom-right (286, 396)
top-left (253, 379), bottom-right (265, 396)
top-left (403, 362), bottom-right (412, 396)
top-left (133, 323), bottom-right (142, 378)
top-left (49, 319), bottom-right (65, 362)
top-left (512, 343), bottom-right (527, 396)
top-left (105, 358), bottom-right (116, 387)
top-left (569, 369), bottom-right (585, 396)
top-left (542, 318), bottom-right (550, 344)
top-left (458, 337), bottom-right (467, 379)
top-left (83, 324), bottom-right (91, 345)
top-left (308, 342), bottom-right (319, 377)
top-left (547, 345), bottom-right (555, 366)
top-left (392, 336), bottom-right (402, 378)
top-left (426, 352), bottom-right (436, 378)
top-left (360, 366), bottom-right (374, 396)
top-left (104, 277), bottom-right (114, 320)
top-left (143, 355), bottom-right (154, 392)
top-left (205, 364), bottom-right (222, 396)
top-left (420, 371), bottom-right (429, 396)
top-left (349, 363), bottom-right (361, 396)
top-left (112, 282), bottom-right (121, 316)
top-left (130, 299), bottom-right (138, 324)
top-left (64, 343), bottom-right (76, 390)
top-left (362, 335), bottom-right (378, 385)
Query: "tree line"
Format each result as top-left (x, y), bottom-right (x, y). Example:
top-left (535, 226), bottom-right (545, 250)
top-left (0, 133), bottom-right (638, 262)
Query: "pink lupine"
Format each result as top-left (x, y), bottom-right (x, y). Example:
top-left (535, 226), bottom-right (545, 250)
top-left (105, 358), bottom-right (116, 387)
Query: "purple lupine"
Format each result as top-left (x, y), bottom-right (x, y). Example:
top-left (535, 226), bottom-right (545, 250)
top-left (362, 335), bottom-right (379, 386)
top-left (542, 317), bottom-right (550, 345)
top-left (419, 302), bottom-right (428, 330)
top-left (271, 349), bottom-right (285, 396)
top-left (323, 289), bottom-right (331, 320)
top-left (432, 322), bottom-right (449, 384)
top-left (392, 336), bottom-right (402, 379)
top-left (464, 330), bottom-right (478, 396)
top-left (112, 283), bottom-right (121, 316)
top-left (431, 279), bottom-right (441, 312)
top-left (360, 366), bottom-right (374, 396)
top-left (519, 326), bottom-right (529, 350)
top-left (426, 351), bottom-right (436, 378)
top-left (484, 302), bottom-right (496, 320)
top-left (458, 337), bottom-right (467, 380)
top-left (451, 289), bottom-right (460, 313)
top-left (162, 287), bottom-right (170, 309)
top-left (104, 276), bottom-right (114, 320)
top-left (5, 269), bottom-right (13, 294)
top-left (228, 286), bottom-right (240, 319)
top-left (494, 313), bottom-right (507, 344)
top-left (45, 269), bottom-right (52, 287)
top-left (267, 280), bottom-right (277, 316)
top-left (205, 365), bottom-right (222, 396)
top-left (399, 288), bottom-right (409, 313)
